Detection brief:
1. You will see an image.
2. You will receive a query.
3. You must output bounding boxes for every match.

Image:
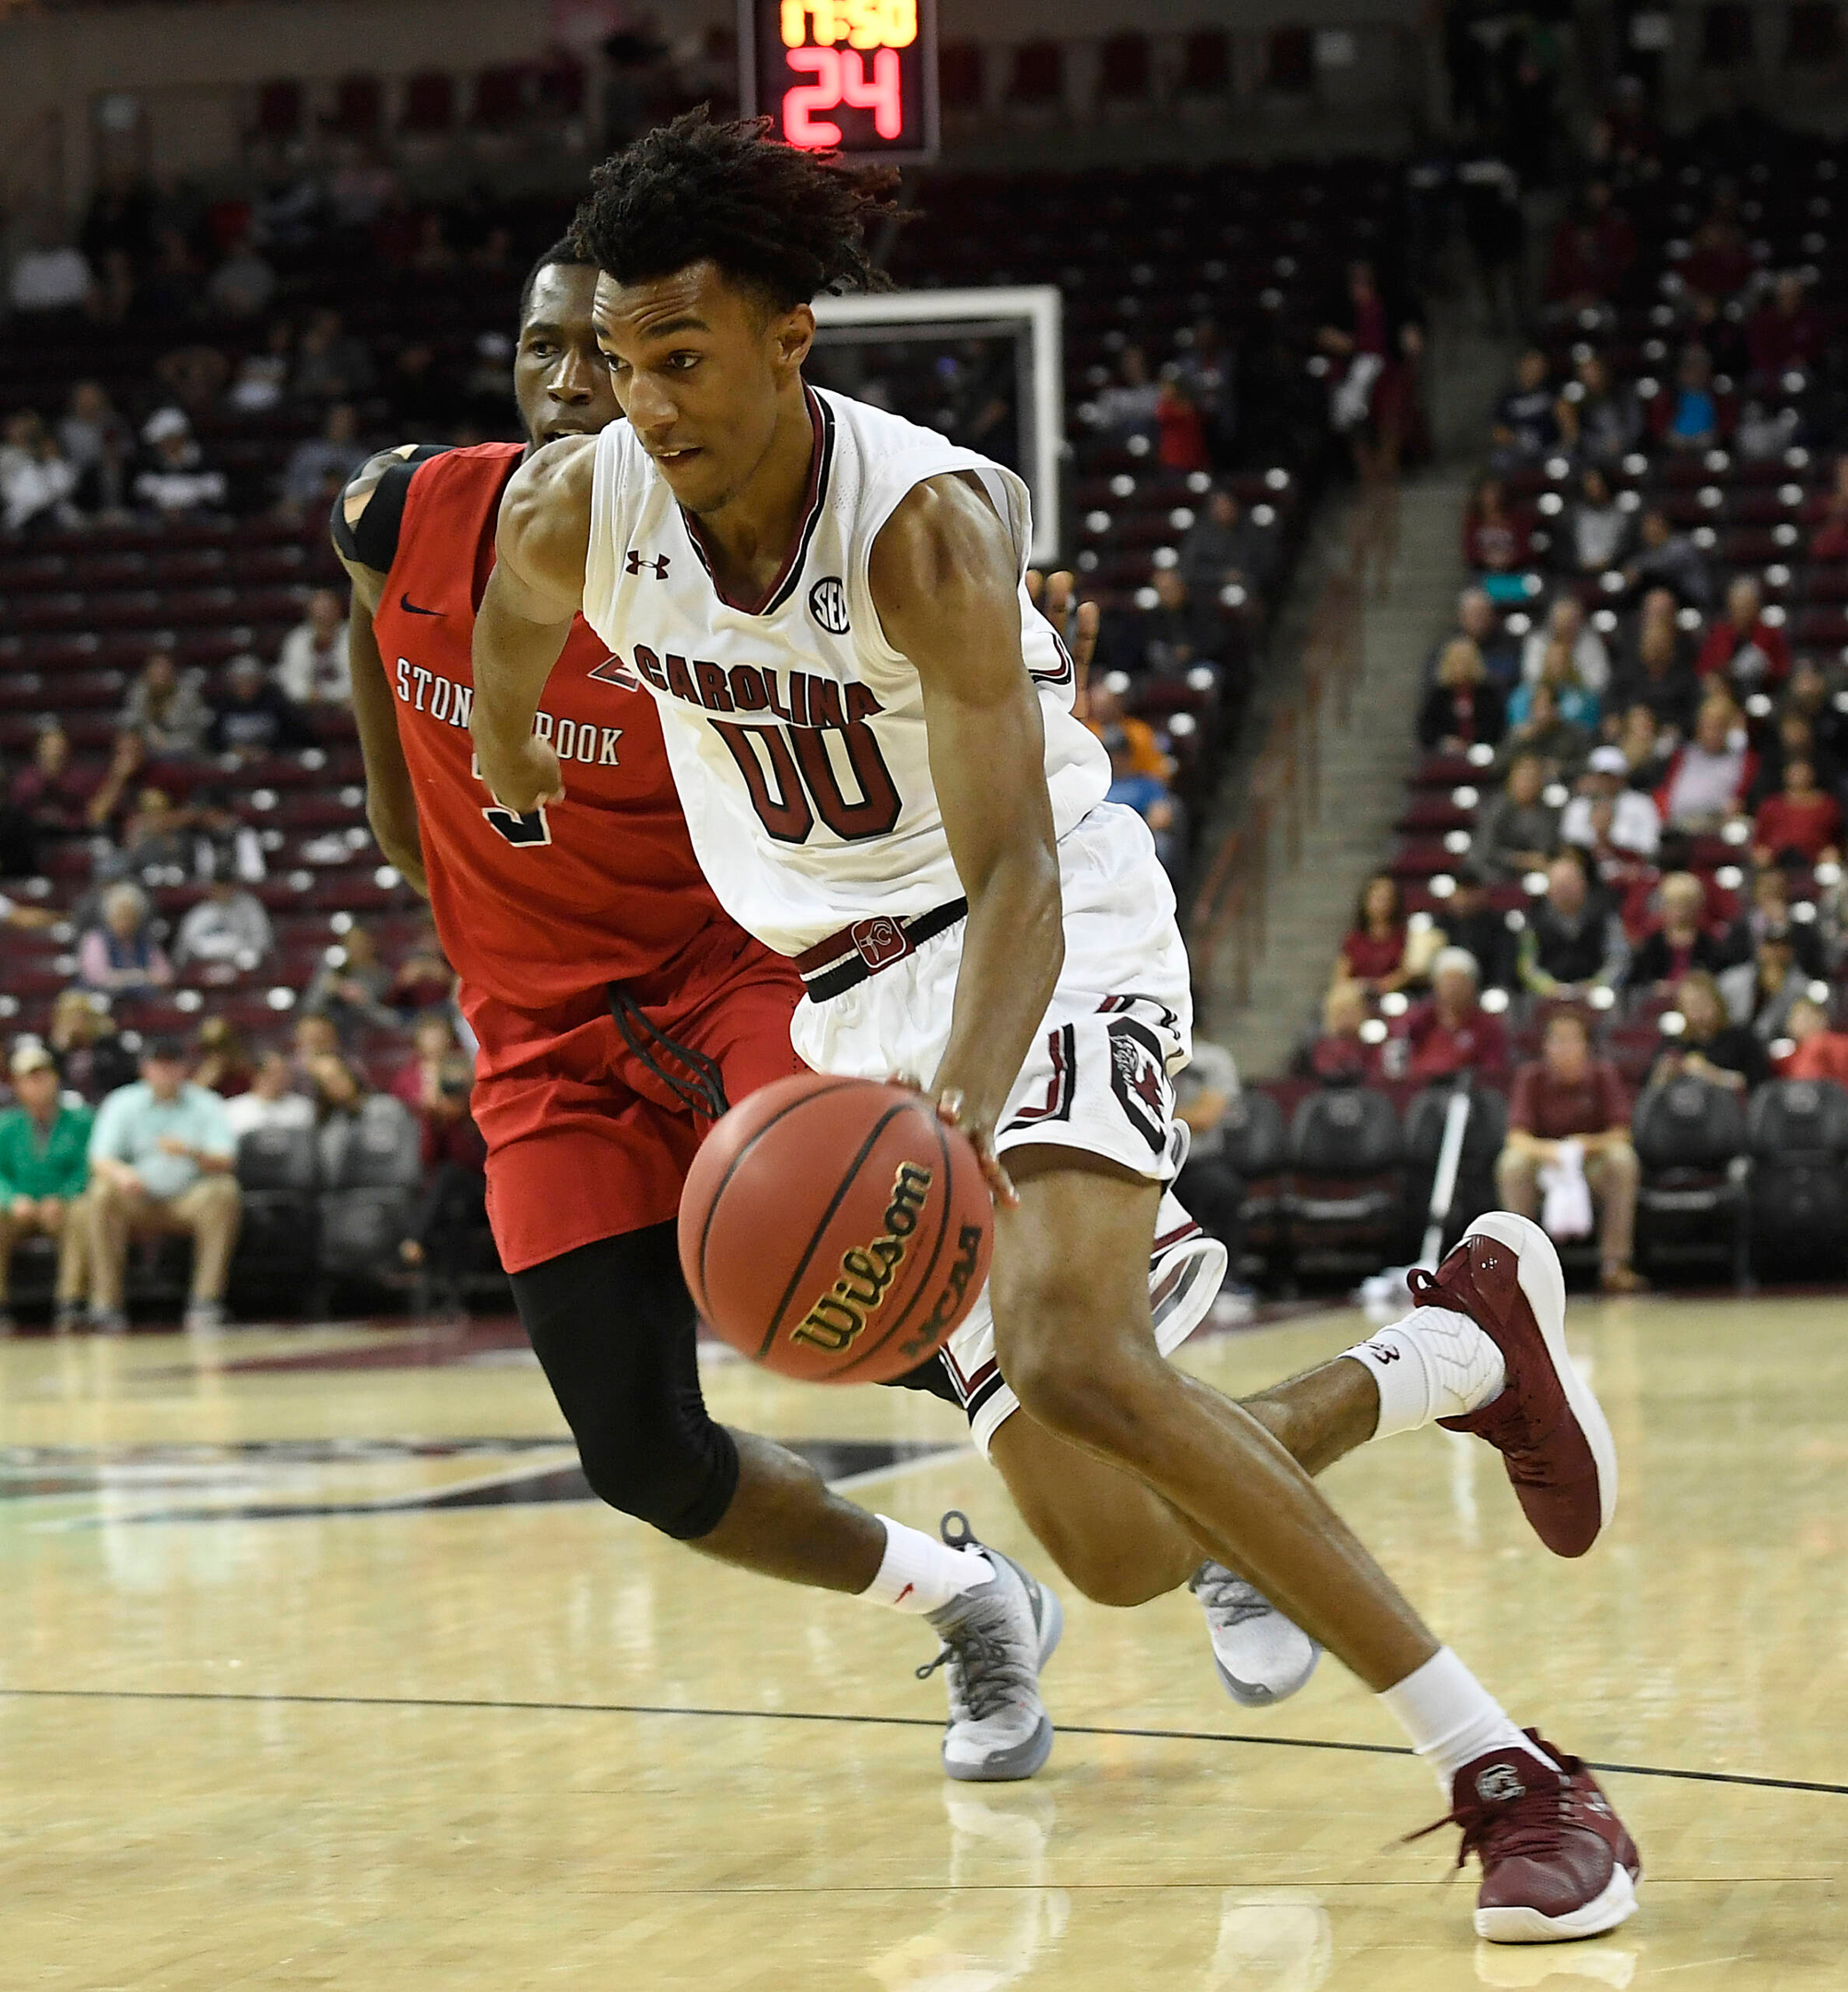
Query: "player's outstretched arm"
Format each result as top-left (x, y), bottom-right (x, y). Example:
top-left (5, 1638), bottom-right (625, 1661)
top-left (335, 447), bottom-right (429, 897)
top-left (469, 436), bottom-right (595, 815)
top-left (871, 475), bottom-right (1065, 1203)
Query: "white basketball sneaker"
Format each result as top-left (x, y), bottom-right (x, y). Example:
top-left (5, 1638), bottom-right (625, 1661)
top-left (1191, 1563), bottom-right (1321, 1707)
top-left (920, 1512), bottom-right (1063, 1782)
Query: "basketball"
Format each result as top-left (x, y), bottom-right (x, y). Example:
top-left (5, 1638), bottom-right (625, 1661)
top-left (679, 1073), bottom-right (995, 1384)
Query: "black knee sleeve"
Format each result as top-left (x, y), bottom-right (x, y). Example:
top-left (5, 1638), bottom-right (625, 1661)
top-left (511, 1225), bottom-right (740, 1541)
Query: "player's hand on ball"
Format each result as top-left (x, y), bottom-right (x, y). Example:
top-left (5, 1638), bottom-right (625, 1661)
top-left (934, 1087), bottom-right (1019, 1209)
top-left (480, 734), bottom-right (565, 816)
top-left (890, 1073), bottom-right (1018, 1209)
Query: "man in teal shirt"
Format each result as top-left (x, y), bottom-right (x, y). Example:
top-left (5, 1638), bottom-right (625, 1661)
top-left (0, 1041), bottom-right (93, 1333)
top-left (88, 1037), bottom-right (241, 1334)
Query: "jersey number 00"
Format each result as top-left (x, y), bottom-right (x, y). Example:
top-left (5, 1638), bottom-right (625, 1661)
top-left (711, 718), bottom-right (900, 844)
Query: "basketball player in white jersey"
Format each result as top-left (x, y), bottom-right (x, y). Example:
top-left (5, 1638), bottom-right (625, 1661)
top-left (471, 113), bottom-right (1640, 1941)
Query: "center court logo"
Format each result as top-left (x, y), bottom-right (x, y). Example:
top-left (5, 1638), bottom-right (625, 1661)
top-left (809, 575), bottom-right (850, 634)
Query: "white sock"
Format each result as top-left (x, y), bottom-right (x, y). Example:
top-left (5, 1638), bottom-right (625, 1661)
top-left (1378, 1647), bottom-right (1558, 1793)
top-left (1344, 1306), bottom-right (1507, 1441)
top-left (862, 1517), bottom-right (992, 1615)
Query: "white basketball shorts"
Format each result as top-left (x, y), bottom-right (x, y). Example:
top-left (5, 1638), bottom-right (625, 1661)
top-left (789, 803), bottom-right (1227, 1454)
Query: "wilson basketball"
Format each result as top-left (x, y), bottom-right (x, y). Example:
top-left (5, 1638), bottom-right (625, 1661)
top-left (679, 1073), bottom-right (995, 1385)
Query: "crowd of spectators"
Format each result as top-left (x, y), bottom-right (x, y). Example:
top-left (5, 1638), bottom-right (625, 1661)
top-left (1, 602), bottom-right (350, 922)
top-left (0, 150), bottom-right (566, 555)
top-left (0, 127), bottom-right (643, 1333)
top-left (0, 932), bottom-right (486, 1330)
top-left (1299, 91), bottom-right (1848, 1288)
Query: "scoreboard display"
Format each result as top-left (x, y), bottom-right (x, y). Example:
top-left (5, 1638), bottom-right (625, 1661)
top-left (740, 0), bottom-right (939, 164)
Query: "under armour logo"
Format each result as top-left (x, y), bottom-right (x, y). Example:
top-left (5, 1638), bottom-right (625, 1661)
top-left (626, 550), bottom-right (670, 579)
top-left (1475, 1762), bottom-right (1527, 1805)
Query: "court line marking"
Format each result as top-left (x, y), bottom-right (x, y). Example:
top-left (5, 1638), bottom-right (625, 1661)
top-left (18, 1439), bottom-right (966, 1530)
top-left (3, 1686), bottom-right (1842, 1797)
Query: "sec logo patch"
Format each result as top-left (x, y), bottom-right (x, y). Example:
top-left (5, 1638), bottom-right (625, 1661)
top-left (809, 575), bottom-right (850, 634)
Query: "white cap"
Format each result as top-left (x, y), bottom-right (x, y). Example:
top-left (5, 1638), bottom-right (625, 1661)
top-left (1588, 745), bottom-right (1629, 777)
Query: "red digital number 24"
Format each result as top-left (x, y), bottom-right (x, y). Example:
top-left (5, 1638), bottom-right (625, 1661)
top-left (784, 46), bottom-right (903, 146)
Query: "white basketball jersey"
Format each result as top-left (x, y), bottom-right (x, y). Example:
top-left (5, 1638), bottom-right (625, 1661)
top-left (581, 385), bottom-right (1110, 956)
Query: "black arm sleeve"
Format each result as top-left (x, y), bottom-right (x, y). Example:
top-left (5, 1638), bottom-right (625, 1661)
top-left (328, 445), bottom-right (452, 572)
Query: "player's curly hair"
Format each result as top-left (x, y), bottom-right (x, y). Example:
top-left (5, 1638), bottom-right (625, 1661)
top-left (570, 108), bottom-right (904, 311)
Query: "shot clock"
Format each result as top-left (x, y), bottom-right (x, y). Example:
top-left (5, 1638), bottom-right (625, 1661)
top-left (739, 0), bottom-right (940, 164)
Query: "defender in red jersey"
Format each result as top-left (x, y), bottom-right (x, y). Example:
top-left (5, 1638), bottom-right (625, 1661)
top-left (362, 436), bottom-right (803, 1270)
top-left (333, 243), bottom-right (1067, 1784)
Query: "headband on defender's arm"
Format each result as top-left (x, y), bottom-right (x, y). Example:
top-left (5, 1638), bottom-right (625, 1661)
top-left (328, 445), bottom-right (453, 571)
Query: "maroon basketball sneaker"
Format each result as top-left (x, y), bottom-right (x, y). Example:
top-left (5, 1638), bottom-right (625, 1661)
top-left (1411, 1212), bottom-right (1618, 1559)
top-left (1413, 1730), bottom-right (1641, 1943)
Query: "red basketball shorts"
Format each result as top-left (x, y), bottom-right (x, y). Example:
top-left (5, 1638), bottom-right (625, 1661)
top-left (467, 922), bottom-right (806, 1274)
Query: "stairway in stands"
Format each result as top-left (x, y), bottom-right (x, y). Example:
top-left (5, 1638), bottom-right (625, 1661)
top-left (1210, 316), bottom-right (1513, 1077)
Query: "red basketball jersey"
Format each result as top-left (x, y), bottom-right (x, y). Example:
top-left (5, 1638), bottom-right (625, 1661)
top-left (373, 443), bottom-right (728, 1013)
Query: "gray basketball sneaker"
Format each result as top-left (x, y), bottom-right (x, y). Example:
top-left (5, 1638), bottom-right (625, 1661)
top-left (1191, 1563), bottom-right (1321, 1707)
top-left (918, 1511), bottom-right (1063, 1782)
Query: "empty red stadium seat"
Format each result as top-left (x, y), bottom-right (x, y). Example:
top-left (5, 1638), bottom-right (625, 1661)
top-left (1701, 2), bottom-right (1757, 64)
top-left (252, 79), bottom-right (303, 143)
top-left (1265, 28), bottom-right (1315, 92)
top-left (1008, 42), bottom-right (1063, 106)
top-left (471, 65), bottom-right (532, 131)
top-left (1097, 34), bottom-right (1152, 101)
top-left (323, 74), bottom-right (383, 139)
top-left (394, 71), bottom-right (452, 135)
top-left (1179, 30), bottom-right (1229, 95)
top-left (939, 41), bottom-right (984, 111)
top-left (1787, 2), bottom-right (1843, 63)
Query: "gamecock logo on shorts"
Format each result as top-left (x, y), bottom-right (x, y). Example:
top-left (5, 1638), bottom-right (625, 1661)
top-left (1108, 1018), bottom-right (1170, 1155)
top-left (850, 915), bottom-right (908, 970)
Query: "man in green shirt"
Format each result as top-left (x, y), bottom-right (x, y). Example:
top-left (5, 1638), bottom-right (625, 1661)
top-left (88, 1038), bottom-right (241, 1334)
top-left (0, 1040), bottom-right (93, 1333)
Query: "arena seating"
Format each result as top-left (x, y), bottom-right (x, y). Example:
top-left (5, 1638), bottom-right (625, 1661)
top-left (1295, 121), bottom-right (1848, 1292)
top-left (0, 149), bottom-right (1403, 1316)
top-left (0, 156), bottom-right (1386, 1047)
top-left (1745, 1075), bottom-right (1848, 1273)
top-left (1233, 1069), bottom-right (1842, 1289)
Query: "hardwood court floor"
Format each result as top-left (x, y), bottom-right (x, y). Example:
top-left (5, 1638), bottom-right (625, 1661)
top-left (3, 1293), bottom-right (1844, 1990)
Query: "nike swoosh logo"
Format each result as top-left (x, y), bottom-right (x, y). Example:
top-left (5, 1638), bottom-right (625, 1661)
top-left (400, 594), bottom-right (444, 617)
